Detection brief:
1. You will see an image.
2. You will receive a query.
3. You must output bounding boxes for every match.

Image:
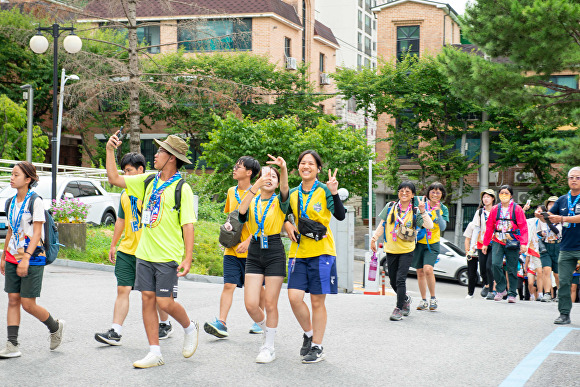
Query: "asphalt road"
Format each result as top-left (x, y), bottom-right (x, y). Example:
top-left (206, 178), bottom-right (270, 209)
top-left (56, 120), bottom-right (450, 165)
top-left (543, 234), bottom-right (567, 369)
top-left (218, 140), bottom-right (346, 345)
top-left (0, 263), bottom-right (578, 386)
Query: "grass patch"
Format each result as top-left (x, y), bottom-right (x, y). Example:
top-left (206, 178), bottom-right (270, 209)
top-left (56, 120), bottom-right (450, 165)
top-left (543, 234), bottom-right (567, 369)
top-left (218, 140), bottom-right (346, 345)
top-left (57, 221), bottom-right (225, 277)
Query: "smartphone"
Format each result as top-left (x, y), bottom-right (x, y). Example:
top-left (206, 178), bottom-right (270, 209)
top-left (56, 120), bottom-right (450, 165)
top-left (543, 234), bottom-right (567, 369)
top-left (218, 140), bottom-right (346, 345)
top-left (117, 126), bottom-right (124, 140)
top-left (261, 166), bottom-right (270, 177)
top-left (526, 199), bottom-right (531, 207)
top-left (294, 231), bottom-right (301, 244)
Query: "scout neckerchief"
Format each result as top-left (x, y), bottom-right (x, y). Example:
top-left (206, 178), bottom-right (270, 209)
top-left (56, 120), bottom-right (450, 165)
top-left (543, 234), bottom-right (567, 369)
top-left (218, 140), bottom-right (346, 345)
top-left (234, 185), bottom-right (252, 206)
top-left (298, 180), bottom-right (319, 219)
top-left (129, 195), bottom-right (141, 232)
top-left (9, 189), bottom-right (34, 249)
top-left (567, 191), bottom-right (579, 228)
top-left (143, 171), bottom-right (181, 227)
top-left (425, 199), bottom-right (439, 240)
top-left (391, 201), bottom-right (412, 242)
top-left (254, 193), bottom-right (276, 249)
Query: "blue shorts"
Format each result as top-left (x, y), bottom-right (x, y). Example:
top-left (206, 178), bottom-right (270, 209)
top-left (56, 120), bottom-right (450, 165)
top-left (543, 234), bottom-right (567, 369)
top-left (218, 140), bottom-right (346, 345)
top-left (223, 255), bottom-right (246, 288)
top-left (287, 255), bottom-right (338, 294)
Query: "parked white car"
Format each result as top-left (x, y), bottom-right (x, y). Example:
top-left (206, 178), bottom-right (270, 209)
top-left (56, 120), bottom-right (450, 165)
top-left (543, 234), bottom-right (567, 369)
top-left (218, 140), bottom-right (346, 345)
top-left (378, 237), bottom-right (478, 286)
top-left (0, 176), bottom-right (120, 237)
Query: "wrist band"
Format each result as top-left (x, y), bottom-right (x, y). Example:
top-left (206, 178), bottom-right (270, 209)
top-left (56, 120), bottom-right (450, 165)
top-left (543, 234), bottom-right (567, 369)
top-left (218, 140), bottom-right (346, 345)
top-left (24, 252), bottom-right (32, 256)
top-left (249, 189), bottom-right (256, 195)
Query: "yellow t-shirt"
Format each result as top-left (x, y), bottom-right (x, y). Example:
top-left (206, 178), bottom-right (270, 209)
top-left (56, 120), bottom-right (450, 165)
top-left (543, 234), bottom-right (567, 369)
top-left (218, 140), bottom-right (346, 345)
top-left (242, 194), bottom-right (289, 237)
top-left (223, 186), bottom-right (253, 258)
top-left (380, 202), bottom-right (416, 254)
top-left (288, 183), bottom-right (337, 258)
top-left (117, 190), bottom-right (143, 255)
top-left (417, 203), bottom-right (449, 245)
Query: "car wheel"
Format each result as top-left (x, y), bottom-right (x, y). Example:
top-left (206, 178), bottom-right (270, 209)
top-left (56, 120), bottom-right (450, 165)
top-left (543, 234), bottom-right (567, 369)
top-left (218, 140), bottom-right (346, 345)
top-left (101, 211), bottom-right (115, 226)
top-left (457, 268), bottom-right (469, 286)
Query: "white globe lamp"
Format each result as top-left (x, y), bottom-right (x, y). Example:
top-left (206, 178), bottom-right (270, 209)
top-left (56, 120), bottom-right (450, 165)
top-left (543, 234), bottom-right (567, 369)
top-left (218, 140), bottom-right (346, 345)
top-left (63, 34), bottom-right (82, 54)
top-left (29, 34), bottom-right (49, 54)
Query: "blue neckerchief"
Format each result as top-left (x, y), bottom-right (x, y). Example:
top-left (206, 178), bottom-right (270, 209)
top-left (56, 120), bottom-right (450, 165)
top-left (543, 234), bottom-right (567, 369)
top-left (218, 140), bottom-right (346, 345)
top-left (298, 180), bottom-right (318, 219)
top-left (9, 190), bottom-right (34, 249)
top-left (253, 193), bottom-right (276, 239)
top-left (129, 195), bottom-right (140, 225)
top-left (145, 172), bottom-right (181, 227)
top-left (568, 191), bottom-right (579, 228)
top-left (234, 185), bottom-right (251, 206)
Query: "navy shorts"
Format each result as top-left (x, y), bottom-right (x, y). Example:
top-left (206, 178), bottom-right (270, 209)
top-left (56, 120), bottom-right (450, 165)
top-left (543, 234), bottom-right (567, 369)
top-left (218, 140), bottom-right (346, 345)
top-left (223, 255), bottom-right (246, 288)
top-left (287, 255), bottom-right (338, 294)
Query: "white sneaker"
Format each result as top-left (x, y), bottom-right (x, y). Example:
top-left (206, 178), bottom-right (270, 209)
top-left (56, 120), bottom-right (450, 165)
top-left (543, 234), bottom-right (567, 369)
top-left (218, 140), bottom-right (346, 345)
top-left (182, 320), bottom-right (199, 358)
top-left (133, 352), bottom-right (164, 368)
top-left (50, 320), bottom-right (65, 350)
top-left (255, 346), bottom-right (276, 363)
top-left (0, 341), bottom-right (21, 358)
top-left (465, 295), bottom-right (474, 299)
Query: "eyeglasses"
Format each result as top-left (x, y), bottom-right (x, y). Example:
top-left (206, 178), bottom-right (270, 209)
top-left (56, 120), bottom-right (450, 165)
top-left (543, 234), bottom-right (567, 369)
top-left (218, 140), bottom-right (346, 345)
top-left (156, 148), bottom-right (169, 155)
top-left (568, 176), bottom-right (580, 181)
top-left (233, 164), bottom-right (246, 171)
top-left (430, 191), bottom-right (442, 196)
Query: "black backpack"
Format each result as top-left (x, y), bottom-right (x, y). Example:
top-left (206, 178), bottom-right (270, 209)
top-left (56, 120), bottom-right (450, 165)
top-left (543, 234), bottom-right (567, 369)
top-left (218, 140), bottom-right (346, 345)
top-left (494, 204), bottom-right (518, 232)
top-left (219, 209), bottom-right (244, 248)
top-left (5, 193), bottom-right (60, 265)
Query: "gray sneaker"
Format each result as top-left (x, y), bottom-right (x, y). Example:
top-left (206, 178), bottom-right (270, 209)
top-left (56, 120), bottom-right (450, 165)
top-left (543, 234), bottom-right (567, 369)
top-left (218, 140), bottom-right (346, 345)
top-left (390, 307), bottom-right (403, 321)
top-left (416, 299), bottom-right (429, 310)
top-left (0, 341), bottom-right (21, 358)
top-left (402, 294), bottom-right (412, 316)
top-left (541, 293), bottom-right (552, 302)
top-left (50, 320), bottom-right (65, 350)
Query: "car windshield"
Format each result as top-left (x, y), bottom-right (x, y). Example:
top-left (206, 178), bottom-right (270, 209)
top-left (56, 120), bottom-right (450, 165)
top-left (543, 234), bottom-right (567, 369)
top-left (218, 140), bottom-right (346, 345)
top-left (444, 241), bottom-right (465, 256)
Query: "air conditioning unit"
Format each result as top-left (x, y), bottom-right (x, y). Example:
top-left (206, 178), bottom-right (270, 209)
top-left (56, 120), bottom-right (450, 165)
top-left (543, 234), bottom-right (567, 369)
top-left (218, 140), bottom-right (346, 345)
top-left (517, 191), bottom-right (531, 203)
top-left (320, 73), bottom-right (331, 85)
top-left (476, 171), bottom-right (499, 183)
top-left (286, 57), bottom-right (297, 70)
top-left (514, 171), bottom-right (535, 183)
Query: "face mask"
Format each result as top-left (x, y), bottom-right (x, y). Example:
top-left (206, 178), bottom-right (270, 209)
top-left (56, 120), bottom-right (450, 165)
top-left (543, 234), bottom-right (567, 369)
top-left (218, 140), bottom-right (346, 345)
top-left (499, 194), bottom-right (511, 204)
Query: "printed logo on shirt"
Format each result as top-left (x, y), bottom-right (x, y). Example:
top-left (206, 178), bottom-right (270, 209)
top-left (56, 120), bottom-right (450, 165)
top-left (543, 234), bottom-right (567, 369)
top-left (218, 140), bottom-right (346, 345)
top-left (576, 204), bottom-right (580, 214)
top-left (313, 202), bottom-right (322, 212)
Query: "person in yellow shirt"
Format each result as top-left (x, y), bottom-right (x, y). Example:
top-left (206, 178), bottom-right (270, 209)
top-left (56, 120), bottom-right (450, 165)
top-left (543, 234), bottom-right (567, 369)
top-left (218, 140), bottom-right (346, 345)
top-left (371, 181), bottom-right (432, 321)
top-left (238, 155), bottom-right (289, 363)
top-left (284, 150), bottom-right (346, 364)
top-left (95, 153), bottom-right (174, 345)
top-left (204, 156), bottom-right (264, 338)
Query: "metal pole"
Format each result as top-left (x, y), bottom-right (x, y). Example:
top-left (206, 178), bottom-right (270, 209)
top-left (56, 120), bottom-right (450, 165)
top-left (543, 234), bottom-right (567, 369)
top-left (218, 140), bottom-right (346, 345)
top-left (21, 85), bottom-right (34, 163)
top-left (454, 130), bottom-right (467, 245)
top-left (480, 112), bottom-right (490, 192)
top-left (56, 68), bottom-right (66, 166)
top-left (368, 159), bottom-right (372, 246)
top-left (51, 23), bottom-right (59, 202)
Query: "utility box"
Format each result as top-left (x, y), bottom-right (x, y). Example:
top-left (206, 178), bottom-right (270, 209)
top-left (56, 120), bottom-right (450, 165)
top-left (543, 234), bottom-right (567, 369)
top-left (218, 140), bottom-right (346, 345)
top-left (330, 206), bottom-right (355, 293)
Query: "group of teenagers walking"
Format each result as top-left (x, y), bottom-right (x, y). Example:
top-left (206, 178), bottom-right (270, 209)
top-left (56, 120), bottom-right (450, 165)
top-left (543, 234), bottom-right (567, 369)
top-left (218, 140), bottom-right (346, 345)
top-left (0, 130), bottom-right (345, 368)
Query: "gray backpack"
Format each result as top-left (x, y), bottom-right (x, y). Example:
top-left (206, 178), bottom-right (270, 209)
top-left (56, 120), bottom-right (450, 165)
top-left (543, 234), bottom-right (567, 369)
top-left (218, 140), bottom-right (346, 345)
top-left (219, 209), bottom-right (244, 248)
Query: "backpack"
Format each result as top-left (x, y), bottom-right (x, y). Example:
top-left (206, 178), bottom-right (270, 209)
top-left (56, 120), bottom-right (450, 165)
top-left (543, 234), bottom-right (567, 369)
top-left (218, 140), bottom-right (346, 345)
top-left (143, 174), bottom-right (186, 221)
top-left (218, 209), bottom-right (244, 248)
top-left (494, 203), bottom-right (517, 231)
top-left (5, 193), bottom-right (60, 265)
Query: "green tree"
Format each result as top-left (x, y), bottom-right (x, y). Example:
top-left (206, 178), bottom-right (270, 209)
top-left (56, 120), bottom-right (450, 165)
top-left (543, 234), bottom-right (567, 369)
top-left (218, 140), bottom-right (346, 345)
top-left (334, 55), bottom-right (481, 201)
top-left (201, 114), bottom-right (374, 199)
top-left (0, 94), bottom-right (49, 161)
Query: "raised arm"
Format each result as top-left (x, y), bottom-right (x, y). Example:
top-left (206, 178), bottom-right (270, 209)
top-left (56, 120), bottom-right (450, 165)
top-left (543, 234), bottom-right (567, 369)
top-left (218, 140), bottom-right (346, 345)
top-left (266, 154), bottom-right (288, 201)
top-left (106, 130), bottom-right (127, 188)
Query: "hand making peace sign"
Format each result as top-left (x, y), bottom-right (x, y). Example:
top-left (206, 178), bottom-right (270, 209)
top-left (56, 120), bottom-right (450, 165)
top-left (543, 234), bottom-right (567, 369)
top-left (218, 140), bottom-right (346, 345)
top-left (327, 168), bottom-right (339, 195)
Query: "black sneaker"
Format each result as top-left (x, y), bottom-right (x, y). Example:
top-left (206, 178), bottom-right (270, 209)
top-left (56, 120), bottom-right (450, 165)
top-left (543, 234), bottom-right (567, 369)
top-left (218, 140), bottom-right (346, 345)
top-left (300, 334), bottom-right (313, 357)
top-left (480, 287), bottom-right (490, 298)
top-left (159, 322), bottom-right (174, 340)
top-left (302, 345), bottom-right (325, 363)
top-left (390, 307), bottom-right (403, 321)
top-left (554, 314), bottom-right (571, 325)
top-left (95, 328), bottom-right (121, 346)
top-left (402, 294), bottom-right (412, 316)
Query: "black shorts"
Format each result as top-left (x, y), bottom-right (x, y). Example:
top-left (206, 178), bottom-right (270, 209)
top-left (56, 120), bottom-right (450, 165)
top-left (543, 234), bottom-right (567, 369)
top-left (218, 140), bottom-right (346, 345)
top-left (245, 234), bottom-right (286, 277)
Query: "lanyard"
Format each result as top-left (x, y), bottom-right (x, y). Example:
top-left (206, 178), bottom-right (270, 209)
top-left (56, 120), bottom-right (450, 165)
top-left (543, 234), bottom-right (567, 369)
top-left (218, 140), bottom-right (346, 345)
top-left (9, 190), bottom-right (33, 248)
top-left (146, 172), bottom-right (181, 211)
top-left (391, 201), bottom-right (411, 241)
top-left (254, 194), bottom-right (276, 238)
top-left (298, 180), bottom-right (318, 219)
top-left (129, 195), bottom-right (140, 224)
top-left (234, 185), bottom-right (251, 205)
top-left (568, 191), bottom-right (579, 227)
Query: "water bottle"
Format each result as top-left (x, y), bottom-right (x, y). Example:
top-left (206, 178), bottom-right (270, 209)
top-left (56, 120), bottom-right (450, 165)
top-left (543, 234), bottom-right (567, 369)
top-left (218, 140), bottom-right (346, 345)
top-left (368, 252), bottom-right (378, 281)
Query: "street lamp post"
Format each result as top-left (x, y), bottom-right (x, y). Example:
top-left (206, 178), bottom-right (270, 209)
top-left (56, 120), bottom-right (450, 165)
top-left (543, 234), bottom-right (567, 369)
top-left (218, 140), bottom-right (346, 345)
top-left (29, 24), bottom-right (82, 202)
top-left (56, 69), bottom-right (79, 165)
top-left (19, 84), bottom-right (34, 163)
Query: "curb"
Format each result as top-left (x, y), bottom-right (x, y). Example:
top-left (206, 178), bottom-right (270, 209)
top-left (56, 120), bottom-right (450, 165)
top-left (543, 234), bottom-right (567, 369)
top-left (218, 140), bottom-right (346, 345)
top-left (52, 259), bottom-right (225, 285)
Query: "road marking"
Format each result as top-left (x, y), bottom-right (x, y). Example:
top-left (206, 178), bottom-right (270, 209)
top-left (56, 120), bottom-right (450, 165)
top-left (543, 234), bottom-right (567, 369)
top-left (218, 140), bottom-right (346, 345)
top-left (500, 327), bottom-right (580, 387)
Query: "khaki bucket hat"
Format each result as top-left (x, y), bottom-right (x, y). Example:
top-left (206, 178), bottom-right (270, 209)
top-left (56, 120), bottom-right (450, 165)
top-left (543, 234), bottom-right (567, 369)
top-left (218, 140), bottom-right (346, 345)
top-left (480, 188), bottom-right (496, 200)
top-left (543, 195), bottom-right (559, 208)
top-left (154, 135), bottom-right (192, 164)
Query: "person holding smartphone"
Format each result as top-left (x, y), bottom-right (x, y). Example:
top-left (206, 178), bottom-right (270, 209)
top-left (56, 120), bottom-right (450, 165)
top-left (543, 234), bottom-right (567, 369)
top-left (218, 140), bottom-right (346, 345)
top-left (537, 196), bottom-right (562, 302)
top-left (237, 156), bottom-right (289, 363)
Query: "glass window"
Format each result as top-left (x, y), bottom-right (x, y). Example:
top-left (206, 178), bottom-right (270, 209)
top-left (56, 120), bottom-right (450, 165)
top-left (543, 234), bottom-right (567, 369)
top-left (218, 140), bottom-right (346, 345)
top-left (395, 109), bottom-right (417, 159)
top-left (397, 25), bottom-right (420, 61)
top-left (178, 18), bottom-right (252, 52)
top-left (78, 181), bottom-right (102, 197)
top-left (358, 32), bottom-right (362, 50)
top-left (62, 182), bottom-right (81, 199)
top-left (547, 75), bottom-right (578, 94)
top-left (358, 11), bottom-right (363, 29)
top-left (357, 54), bottom-right (362, 70)
top-left (365, 15), bottom-right (372, 35)
top-left (364, 57), bottom-right (371, 67)
top-left (137, 25), bottom-right (160, 54)
top-left (365, 36), bottom-right (371, 55)
top-left (359, 0), bottom-right (363, 7)
top-left (319, 53), bottom-right (325, 73)
top-left (284, 37), bottom-right (291, 58)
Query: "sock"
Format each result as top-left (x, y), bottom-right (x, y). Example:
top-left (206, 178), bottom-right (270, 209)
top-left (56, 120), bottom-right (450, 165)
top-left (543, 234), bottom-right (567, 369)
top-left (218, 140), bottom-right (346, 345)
top-left (160, 319), bottom-right (170, 325)
top-left (184, 321), bottom-right (195, 335)
top-left (430, 296), bottom-right (436, 300)
top-left (257, 318), bottom-right (266, 332)
top-left (149, 345), bottom-right (162, 356)
top-left (422, 299), bottom-right (427, 302)
top-left (311, 342), bottom-right (322, 349)
top-left (265, 327), bottom-right (277, 349)
top-left (7, 326), bottom-right (19, 346)
top-left (111, 323), bottom-right (122, 335)
top-left (538, 292), bottom-right (543, 298)
top-left (42, 314), bottom-right (59, 333)
top-left (304, 330), bottom-right (313, 338)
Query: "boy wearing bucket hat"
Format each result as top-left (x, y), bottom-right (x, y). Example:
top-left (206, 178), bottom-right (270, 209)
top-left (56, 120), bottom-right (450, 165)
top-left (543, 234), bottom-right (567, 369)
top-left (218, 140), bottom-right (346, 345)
top-left (106, 133), bottom-right (198, 368)
top-left (537, 196), bottom-right (561, 302)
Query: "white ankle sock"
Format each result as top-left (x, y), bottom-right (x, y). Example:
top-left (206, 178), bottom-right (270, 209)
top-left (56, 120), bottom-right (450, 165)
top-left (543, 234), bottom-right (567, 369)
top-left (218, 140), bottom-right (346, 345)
top-left (304, 330), bottom-right (313, 338)
top-left (311, 342), bottom-right (322, 348)
top-left (160, 319), bottom-right (170, 325)
top-left (111, 323), bottom-right (122, 335)
top-left (184, 322), bottom-right (195, 335)
top-left (257, 318), bottom-right (267, 331)
top-left (150, 345), bottom-right (161, 356)
top-left (265, 327), bottom-right (277, 349)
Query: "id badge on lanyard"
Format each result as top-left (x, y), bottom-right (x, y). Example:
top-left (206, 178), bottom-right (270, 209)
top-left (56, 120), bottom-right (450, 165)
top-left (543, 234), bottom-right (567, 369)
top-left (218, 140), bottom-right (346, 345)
top-left (131, 220), bottom-right (140, 232)
top-left (261, 234), bottom-right (269, 249)
top-left (142, 210), bottom-right (152, 226)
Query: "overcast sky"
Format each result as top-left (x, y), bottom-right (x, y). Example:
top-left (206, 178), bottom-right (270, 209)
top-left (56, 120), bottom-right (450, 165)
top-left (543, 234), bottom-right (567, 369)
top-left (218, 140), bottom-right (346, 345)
top-left (445, 0), bottom-right (471, 15)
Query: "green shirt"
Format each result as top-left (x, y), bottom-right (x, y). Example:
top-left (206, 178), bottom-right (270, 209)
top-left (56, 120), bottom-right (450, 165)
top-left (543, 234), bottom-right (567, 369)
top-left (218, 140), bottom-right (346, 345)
top-left (125, 173), bottom-right (196, 263)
